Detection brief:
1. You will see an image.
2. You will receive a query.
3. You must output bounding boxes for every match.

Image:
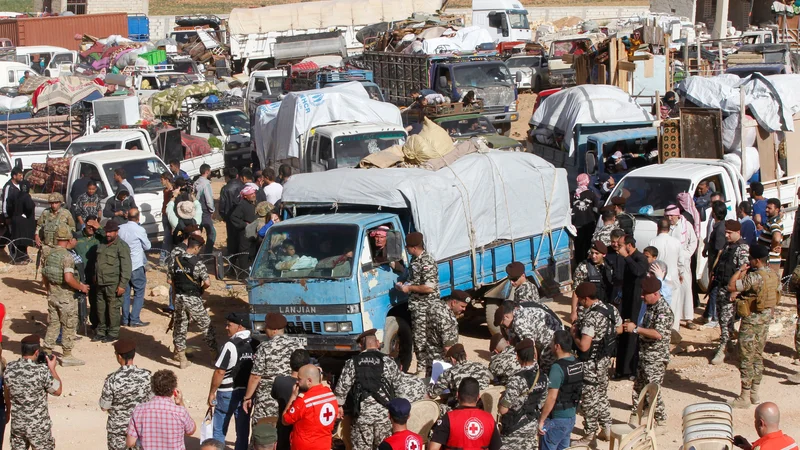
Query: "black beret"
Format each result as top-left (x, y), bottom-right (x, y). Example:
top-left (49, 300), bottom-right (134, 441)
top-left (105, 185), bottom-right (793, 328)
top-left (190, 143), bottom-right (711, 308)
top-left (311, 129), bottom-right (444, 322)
top-left (641, 276), bottom-right (662, 295)
top-left (575, 282), bottom-right (597, 299)
top-left (750, 244), bottom-right (770, 259)
top-left (405, 232), bottom-right (424, 247)
top-left (506, 261), bottom-right (525, 279)
top-left (265, 312), bottom-right (287, 330)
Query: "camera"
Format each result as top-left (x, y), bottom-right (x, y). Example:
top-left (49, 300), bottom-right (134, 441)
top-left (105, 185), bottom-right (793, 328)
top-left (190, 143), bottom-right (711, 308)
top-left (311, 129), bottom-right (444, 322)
top-left (37, 352), bottom-right (54, 364)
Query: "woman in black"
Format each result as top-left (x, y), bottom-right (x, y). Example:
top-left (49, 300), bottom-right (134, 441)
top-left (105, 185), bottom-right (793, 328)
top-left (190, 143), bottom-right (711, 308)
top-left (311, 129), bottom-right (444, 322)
top-left (10, 182), bottom-right (35, 264)
top-left (572, 173), bottom-right (599, 266)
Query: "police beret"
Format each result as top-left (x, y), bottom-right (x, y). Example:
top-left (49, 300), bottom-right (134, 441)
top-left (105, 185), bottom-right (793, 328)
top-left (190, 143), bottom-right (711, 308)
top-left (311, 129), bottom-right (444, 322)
top-left (405, 232), bottom-right (424, 247)
top-left (113, 338), bottom-right (136, 354)
top-left (641, 276), bottom-right (662, 295)
top-left (515, 338), bottom-right (534, 351)
top-left (489, 333), bottom-right (506, 353)
top-left (450, 290), bottom-right (471, 304)
top-left (356, 328), bottom-right (377, 342)
top-left (724, 219), bottom-right (741, 232)
top-left (264, 312), bottom-right (287, 330)
top-left (103, 221), bottom-right (119, 232)
top-left (611, 196), bottom-right (626, 206)
top-left (388, 398), bottom-right (412, 418)
top-left (750, 244), bottom-right (770, 260)
top-left (445, 343), bottom-right (465, 358)
top-left (592, 240), bottom-right (608, 254)
top-left (506, 261), bottom-right (525, 279)
top-left (226, 312), bottom-right (251, 329)
top-left (574, 282), bottom-right (597, 299)
top-left (494, 306), bottom-right (505, 327)
top-left (21, 334), bottom-right (40, 345)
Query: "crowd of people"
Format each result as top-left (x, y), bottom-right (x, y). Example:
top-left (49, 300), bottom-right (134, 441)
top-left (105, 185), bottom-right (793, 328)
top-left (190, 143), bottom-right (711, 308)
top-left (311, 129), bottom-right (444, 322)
top-left (0, 155), bottom-right (798, 450)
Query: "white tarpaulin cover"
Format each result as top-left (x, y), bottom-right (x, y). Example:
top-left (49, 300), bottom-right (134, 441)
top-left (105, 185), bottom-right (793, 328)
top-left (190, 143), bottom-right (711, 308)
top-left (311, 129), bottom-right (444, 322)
top-left (254, 82), bottom-right (402, 163)
top-left (421, 26), bottom-right (494, 54)
top-left (529, 85), bottom-right (654, 155)
top-left (282, 150), bottom-right (571, 261)
top-left (229, 0), bottom-right (442, 35)
top-left (676, 74), bottom-right (800, 133)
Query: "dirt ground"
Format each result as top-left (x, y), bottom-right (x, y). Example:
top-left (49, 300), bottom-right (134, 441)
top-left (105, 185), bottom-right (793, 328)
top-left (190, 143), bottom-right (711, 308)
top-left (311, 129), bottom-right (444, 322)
top-left (2, 96), bottom-right (800, 448)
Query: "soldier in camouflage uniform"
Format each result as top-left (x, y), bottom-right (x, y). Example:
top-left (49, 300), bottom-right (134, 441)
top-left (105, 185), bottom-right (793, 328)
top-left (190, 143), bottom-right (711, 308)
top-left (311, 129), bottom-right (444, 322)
top-left (396, 232), bottom-right (440, 375)
top-left (506, 261), bottom-right (541, 304)
top-left (623, 277), bottom-right (674, 425)
top-left (499, 338), bottom-right (548, 450)
top-left (34, 193), bottom-right (75, 251)
top-left (426, 290), bottom-right (470, 365)
top-left (727, 244), bottom-right (779, 408)
top-left (169, 234), bottom-right (216, 368)
top-left (592, 207), bottom-right (620, 247)
top-left (489, 334), bottom-right (521, 385)
top-left (571, 282), bottom-right (622, 444)
top-left (571, 241), bottom-right (613, 323)
top-left (395, 370), bottom-right (427, 403)
top-left (41, 224), bottom-right (89, 367)
top-left (6, 334), bottom-right (63, 450)
top-left (244, 312), bottom-right (306, 428)
top-left (499, 300), bottom-right (564, 373)
top-left (335, 329), bottom-right (402, 450)
top-left (99, 338), bottom-right (152, 450)
top-left (164, 224), bottom-right (201, 313)
top-left (710, 220), bottom-right (750, 365)
top-left (428, 344), bottom-right (492, 400)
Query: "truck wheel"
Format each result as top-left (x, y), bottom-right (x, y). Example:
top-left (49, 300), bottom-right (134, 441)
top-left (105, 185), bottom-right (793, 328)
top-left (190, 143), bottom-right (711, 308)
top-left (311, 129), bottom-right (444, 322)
top-left (382, 316), bottom-right (413, 372)
top-left (533, 77), bottom-right (542, 94)
top-left (485, 302), bottom-right (502, 336)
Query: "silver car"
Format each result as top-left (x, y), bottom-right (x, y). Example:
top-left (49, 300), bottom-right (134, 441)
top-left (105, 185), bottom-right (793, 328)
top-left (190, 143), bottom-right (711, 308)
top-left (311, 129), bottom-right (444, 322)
top-left (506, 55), bottom-right (550, 93)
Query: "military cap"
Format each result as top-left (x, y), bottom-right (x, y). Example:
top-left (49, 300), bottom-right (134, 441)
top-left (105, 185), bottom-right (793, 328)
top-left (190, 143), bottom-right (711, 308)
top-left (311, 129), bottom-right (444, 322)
top-left (405, 232), bottom-right (424, 247)
top-left (450, 290), bottom-right (471, 304)
top-left (113, 338), bottom-right (136, 354)
top-left (55, 223), bottom-right (72, 241)
top-left (21, 334), bottom-right (40, 344)
top-left (591, 240), bottom-right (608, 254)
top-left (515, 338), bottom-right (534, 351)
top-left (506, 261), bottom-right (525, 279)
top-left (47, 192), bottom-right (64, 203)
top-left (724, 219), bottom-right (742, 232)
top-left (356, 328), bottom-right (377, 342)
top-left (388, 398), bottom-right (412, 418)
top-left (610, 196), bottom-right (627, 206)
top-left (445, 343), bottom-right (465, 358)
top-left (252, 419), bottom-right (278, 445)
top-left (641, 276), bottom-right (662, 295)
top-left (489, 333), bottom-right (506, 353)
top-left (104, 221), bottom-right (119, 232)
top-left (226, 312), bottom-right (251, 329)
top-left (264, 312), bottom-right (287, 330)
top-left (750, 244), bottom-right (770, 260)
top-left (574, 282), bottom-right (597, 299)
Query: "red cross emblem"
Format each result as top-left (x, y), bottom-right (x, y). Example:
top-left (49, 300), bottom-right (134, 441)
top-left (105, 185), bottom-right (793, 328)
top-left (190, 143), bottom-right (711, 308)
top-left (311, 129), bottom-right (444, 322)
top-left (405, 435), bottom-right (421, 450)
top-left (464, 418), bottom-right (484, 440)
top-left (319, 402), bottom-right (335, 426)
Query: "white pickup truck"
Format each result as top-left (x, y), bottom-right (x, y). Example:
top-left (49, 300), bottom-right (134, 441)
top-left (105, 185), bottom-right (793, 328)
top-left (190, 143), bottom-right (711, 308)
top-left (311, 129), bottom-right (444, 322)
top-left (33, 150), bottom-right (169, 240)
top-left (607, 157), bottom-right (798, 289)
top-left (187, 109), bottom-right (253, 170)
top-left (63, 129), bottom-right (225, 177)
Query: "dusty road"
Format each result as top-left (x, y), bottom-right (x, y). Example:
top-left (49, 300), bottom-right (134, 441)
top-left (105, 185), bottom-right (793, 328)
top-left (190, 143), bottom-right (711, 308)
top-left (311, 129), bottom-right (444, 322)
top-left (1, 93), bottom-right (799, 448)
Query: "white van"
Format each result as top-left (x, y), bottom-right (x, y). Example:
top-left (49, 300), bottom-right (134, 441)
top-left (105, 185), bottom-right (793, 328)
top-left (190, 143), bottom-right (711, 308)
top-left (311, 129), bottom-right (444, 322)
top-left (0, 61), bottom-right (32, 88)
top-left (15, 46), bottom-right (77, 78)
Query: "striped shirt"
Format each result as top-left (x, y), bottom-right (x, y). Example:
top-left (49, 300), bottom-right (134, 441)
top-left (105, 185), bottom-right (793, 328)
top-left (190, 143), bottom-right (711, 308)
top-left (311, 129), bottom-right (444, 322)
top-left (214, 330), bottom-right (251, 392)
top-left (758, 215), bottom-right (783, 247)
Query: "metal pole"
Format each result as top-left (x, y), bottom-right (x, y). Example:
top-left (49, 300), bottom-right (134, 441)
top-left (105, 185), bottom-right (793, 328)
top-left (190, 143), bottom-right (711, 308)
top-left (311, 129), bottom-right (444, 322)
top-left (740, 86), bottom-right (746, 178)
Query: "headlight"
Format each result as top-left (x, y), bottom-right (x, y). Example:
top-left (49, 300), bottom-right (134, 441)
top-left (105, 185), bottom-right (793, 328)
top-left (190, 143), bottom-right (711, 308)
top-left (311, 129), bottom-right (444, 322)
top-left (509, 102), bottom-right (517, 112)
top-left (324, 321), bottom-right (353, 332)
top-left (324, 322), bottom-right (338, 332)
top-left (345, 304), bottom-right (361, 314)
top-left (338, 322), bottom-right (353, 332)
top-left (253, 321), bottom-right (265, 333)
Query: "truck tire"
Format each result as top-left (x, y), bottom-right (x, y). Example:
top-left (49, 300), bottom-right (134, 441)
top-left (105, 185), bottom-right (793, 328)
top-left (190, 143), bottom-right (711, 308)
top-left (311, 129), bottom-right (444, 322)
top-left (382, 316), bottom-right (413, 372)
top-left (484, 302), bottom-right (502, 336)
top-left (533, 77), bottom-right (542, 94)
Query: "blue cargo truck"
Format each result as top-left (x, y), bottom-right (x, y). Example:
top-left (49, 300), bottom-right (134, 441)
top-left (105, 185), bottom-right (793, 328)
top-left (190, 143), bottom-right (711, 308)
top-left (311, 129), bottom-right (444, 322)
top-left (246, 150), bottom-right (572, 368)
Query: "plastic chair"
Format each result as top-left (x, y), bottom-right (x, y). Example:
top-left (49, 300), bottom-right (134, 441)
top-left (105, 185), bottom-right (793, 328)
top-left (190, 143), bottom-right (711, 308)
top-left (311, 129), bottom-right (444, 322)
top-left (480, 385), bottom-right (506, 417)
top-left (682, 402), bottom-right (732, 417)
top-left (565, 446), bottom-right (592, 450)
top-left (619, 425), bottom-right (657, 450)
top-left (682, 410), bottom-right (733, 425)
top-left (682, 414), bottom-right (733, 430)
top-left (683, 423), bottom-right (733, 441)
top-left (683, 437), bottom-right (734, 450)
top-left (609, 383), bottom-right (661, 450)
top-left (334, 415), bottom-right (353, 450)
top-left (407, 399), bottom-right (440, 443)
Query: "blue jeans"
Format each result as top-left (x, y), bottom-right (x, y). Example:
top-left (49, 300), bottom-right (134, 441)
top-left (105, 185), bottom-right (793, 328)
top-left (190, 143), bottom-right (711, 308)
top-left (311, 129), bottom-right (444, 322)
top-left (160, 215), bottom-right (172, 264)
top-left (201, 212), bottom-right (216, 255)
top-left (213, 389), bottom-right (250, 450)
top-left (122, 267), bottom-right (147, 324)
top-left (704, 285), bottom-right (719, 321)
top-left (540, 416), bottom-right (576, 450)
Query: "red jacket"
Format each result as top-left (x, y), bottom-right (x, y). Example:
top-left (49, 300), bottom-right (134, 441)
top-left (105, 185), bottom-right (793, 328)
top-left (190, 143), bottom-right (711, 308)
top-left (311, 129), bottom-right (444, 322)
top-left (282, 384), bottom-right (338, 450)
top-left (379, 429), bottom-right (424, 450)
top-left (752, 431), bottom-right (798, 450)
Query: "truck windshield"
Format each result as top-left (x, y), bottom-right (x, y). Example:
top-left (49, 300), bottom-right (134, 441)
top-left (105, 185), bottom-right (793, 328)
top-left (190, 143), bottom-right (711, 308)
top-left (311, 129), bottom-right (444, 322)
top-left (157, 74), bottom-right (191, 87)
top-left (508, 10), bottom-right (530, 29)
top-left (252, 224), bottom-right (359, 279)
top-left (454, 63), bottom-right (514, 87)
top-left (66, 141), bottom-right (121, 156)
top-left (506, 57), bottom-right (542, 69)
top-left (333, 132), bottom-right (406, 168)
top-left (437, 116), bottom-right (497, 137)
top-left (170, 31), bottom-right (196, 44)
top-left (172, 61), bottom-right (196, 74)
top-left (611, 177), bottom-right (692, 217)
top-left (102, 157), bottom-right (169, 194)
top-left (217, 111), bottom-right (250, 135)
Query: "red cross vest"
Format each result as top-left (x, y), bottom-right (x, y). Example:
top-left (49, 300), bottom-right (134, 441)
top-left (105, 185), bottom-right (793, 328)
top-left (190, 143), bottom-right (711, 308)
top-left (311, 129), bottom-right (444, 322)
top-left (382, 429), bottom-right (424, 450)
top-left (445, 406), bottom-right (495, 450)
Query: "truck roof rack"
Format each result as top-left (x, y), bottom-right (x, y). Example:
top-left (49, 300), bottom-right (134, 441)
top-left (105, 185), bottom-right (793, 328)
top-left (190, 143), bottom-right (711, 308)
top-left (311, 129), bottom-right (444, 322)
top-left (428, 50), bottom-right (502, 63)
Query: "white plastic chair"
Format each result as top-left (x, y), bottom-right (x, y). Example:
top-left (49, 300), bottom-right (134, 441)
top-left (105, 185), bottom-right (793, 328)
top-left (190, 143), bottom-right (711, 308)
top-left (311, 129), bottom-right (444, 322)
top-left (609, 383), bottom-right (660, 450)
top-left (407, 399), bottom-right (440, 443)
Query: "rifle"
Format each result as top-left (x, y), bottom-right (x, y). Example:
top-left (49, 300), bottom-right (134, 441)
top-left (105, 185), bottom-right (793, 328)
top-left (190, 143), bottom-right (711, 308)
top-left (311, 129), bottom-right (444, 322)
top-left (34, 247), bottom-right (42, 280)
top-left (166, 310), bottom-right (175, 333)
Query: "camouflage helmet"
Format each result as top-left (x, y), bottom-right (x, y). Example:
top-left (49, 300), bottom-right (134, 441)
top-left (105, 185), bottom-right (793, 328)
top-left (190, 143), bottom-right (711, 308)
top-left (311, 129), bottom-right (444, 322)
top-left (47, 192), bottom-right (64, 204)
top-left (55, 223), bottom-right (73, 241)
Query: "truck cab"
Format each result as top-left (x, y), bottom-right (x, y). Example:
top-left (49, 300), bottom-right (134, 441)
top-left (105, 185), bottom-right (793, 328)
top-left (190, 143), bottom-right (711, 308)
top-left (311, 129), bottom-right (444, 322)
top-left (316, 70), bottom-right (385, 102)
top-left (133, 67), bottom-right (194, 101)
top-left (302, 122), bottom-right (407, 172)
top-left (245, 69), bottom-right (287, 116)
top-left (547, 33), bottom-right (605, 87)
top-left (14, 46), bottom-right (77, 78)
top-left (0, 61), bottom-right (33, 89)
top-left (189, 108), bottom-right (252, 170)
top-left (64, 130), bottom-right (153, 157)
top-left (472, 0), bottom-right (531, 43)
top-left (505, 54), bottom-right (549, 93)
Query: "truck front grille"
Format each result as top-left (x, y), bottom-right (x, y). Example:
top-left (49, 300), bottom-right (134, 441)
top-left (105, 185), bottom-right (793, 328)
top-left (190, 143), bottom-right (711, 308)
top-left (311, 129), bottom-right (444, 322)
top-left (287, 321), bottom-right (321, 334)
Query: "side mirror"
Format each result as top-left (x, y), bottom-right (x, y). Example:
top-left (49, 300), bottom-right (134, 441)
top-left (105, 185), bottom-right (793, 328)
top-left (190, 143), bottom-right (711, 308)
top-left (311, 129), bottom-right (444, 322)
top-left (386, 230), bottom-right (403, 262)
top-left (14, 158), bottom-right (21, 170)
top-left (325, 158), bottom-right (338, 170)
top-left (586, 152), bottom-right (597, 174)
top-left (438, 75), bottom-right (448, 89)
top-left (515, 71), bottom-right (523, 83)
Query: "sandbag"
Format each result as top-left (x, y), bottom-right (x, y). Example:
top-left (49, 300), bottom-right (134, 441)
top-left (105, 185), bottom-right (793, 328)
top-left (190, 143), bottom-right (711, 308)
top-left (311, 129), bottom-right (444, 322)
top-left (359, 144), bottom-right (405, 168)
